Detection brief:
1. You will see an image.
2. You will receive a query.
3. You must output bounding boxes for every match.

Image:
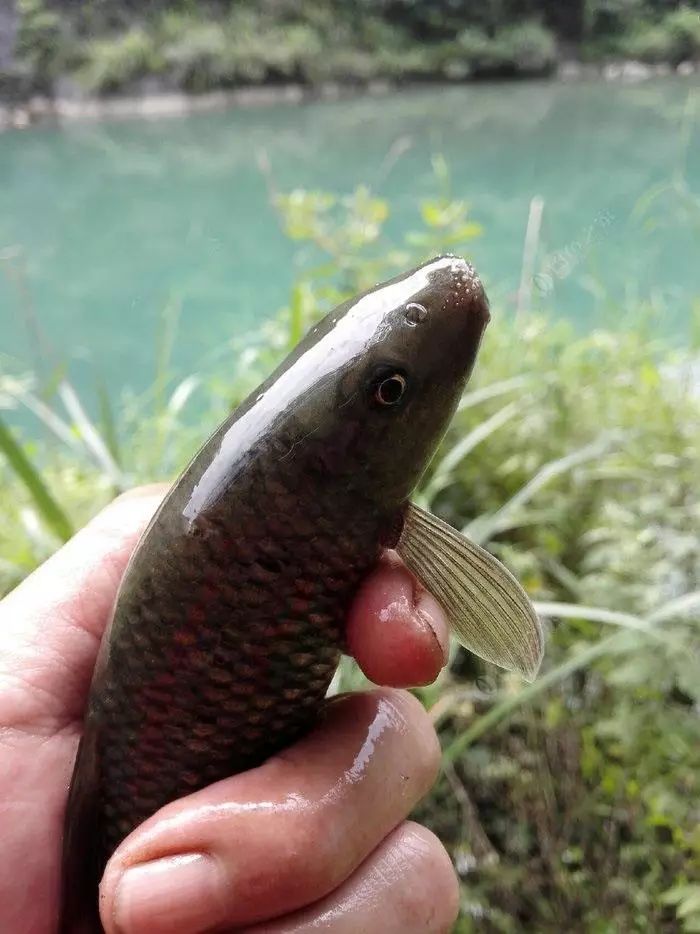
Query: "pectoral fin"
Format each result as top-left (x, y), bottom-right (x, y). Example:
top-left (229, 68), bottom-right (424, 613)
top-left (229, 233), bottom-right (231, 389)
top-left (397, 502), bottom-right (543, 681)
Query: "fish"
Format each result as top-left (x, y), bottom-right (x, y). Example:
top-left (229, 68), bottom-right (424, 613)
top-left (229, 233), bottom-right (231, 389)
top-left (60, 255), bottom-right (543, 931)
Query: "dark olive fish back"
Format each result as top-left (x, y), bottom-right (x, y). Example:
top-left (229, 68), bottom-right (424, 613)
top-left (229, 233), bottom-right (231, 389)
top-left (61, 256), bottom-right (490, 931)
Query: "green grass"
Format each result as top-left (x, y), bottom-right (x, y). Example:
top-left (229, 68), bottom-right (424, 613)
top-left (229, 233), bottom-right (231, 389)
top-left (0, 414), bottom-right (73, 542)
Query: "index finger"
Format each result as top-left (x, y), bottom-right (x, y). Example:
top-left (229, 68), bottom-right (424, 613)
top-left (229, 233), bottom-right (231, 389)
top-left (347, 551), bottom-right (449, 688)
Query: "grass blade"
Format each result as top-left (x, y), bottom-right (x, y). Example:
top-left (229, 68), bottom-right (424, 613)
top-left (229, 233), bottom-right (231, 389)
top-left (516, 194), bottom-right (544, 319)
top-left (96, 379), bottom-right (122, 468)
top-left (425, 401), bottom-right (521, 504)
top-left (7, 383), bottom-right (82, 452)
top-left (288, 281), bottom-right (313, 350)
top-left (648, 590), bottom-right (700, 624)
top-left (168, 375), bottom-right (201, 416)
top-left (58, 381), bottom-right (125, 488)
top-left (0, 416), bottom-right (73, 542)
top-left (466, 433), bottom-right (618, 544)
top-left (457, 376), bottom-right (532, 412)
top-left (441, 632), bottom-right (624, 764)
top-left (154, 294), bottom-right (182, 415)
top-left (533, 601), bottom-right (654, 633)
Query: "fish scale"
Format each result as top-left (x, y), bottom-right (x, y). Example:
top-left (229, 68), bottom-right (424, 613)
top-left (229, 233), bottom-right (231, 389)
top-left (95, 471), bottom-right (382, 855)
top-left (61, 255), bottom-right (500, 932)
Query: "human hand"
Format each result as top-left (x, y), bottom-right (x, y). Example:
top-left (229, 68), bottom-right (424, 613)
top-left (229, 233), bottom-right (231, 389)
top-left (0, 486), bottom-right (458, 933)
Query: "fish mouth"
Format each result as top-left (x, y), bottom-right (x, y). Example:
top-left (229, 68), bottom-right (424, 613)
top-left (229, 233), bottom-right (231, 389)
top-left (432, 254), bottom-right (491, 324)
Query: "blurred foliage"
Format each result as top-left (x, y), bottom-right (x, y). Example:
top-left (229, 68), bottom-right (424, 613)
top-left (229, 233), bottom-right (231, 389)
top-left (3, 1), bottom-right (700, 98)
top-left (1, 162), bottom-right (699, 930)
top-left (619, 7), bottom-right (700, 64)
top-left (78, 27), bottom-right (162, 94)
top-left (455, 21), bottom-right (557, 77)
top-left (5, 0), bottom-right (75, 95)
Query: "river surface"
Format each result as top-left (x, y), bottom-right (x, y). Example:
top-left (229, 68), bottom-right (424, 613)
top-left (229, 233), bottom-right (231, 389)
top-left (1, 78), bottom-right (698, 400)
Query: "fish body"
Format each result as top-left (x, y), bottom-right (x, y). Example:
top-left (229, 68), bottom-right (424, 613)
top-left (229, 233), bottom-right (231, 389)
top-left (61, 256), bottom-right (540, 931)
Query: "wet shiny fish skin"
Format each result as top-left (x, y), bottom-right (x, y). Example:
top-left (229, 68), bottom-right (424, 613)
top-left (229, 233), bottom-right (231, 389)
top-left (60, 255), bottom-right (489, 931)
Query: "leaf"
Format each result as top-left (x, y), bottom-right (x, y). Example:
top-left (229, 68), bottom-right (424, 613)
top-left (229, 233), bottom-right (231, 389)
top-left (660, 884), bottom-right (695, 907)
top-left (0, 415), bottom-right (73, 543)
top-left (442, 222), bottom-right (484, 243)
top-left (8, 383), bottom-right (81, 452)
top-left (679, 892), bottom-right (700, 919)
top-left (420, 201), bottom-right (446, 228)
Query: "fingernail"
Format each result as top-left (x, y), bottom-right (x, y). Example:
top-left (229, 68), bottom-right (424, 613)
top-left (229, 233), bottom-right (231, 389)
top-left (112, 853), bottom-right (225, 933)
top-left (416, 594), bottom-right (450, 665)
top-left (422, 613), bottom-right (449, 666)
top-left (407, 571), bottom-right (449, 667)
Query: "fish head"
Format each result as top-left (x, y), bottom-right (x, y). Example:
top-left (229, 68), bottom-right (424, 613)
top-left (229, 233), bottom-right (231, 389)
top-left (322, 254), bottom-right (491, 508)
top-left (178, 256), bottom-right (489, 531)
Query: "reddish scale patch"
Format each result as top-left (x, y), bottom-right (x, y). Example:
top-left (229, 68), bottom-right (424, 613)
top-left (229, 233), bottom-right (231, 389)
top-left (288, 596), bottom-right (310, 615)
top-left (294, 577), bottom-right (316, 597)
top-left (187, 605), bottom-right (207, 625)
top-left (173, 628), bottom-right (198, 647)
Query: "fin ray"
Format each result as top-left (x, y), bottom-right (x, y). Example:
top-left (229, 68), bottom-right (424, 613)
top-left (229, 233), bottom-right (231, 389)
top-left (397, 502), bottom-right (543, 681)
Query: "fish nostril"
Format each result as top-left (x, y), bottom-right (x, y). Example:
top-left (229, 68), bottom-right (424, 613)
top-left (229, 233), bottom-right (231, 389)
top-left (405, 302), bottom-right (428, 326)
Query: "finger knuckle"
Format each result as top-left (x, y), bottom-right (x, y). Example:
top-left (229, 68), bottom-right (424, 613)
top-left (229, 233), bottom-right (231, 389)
top-left (392, 823), bottom-right (460, 932)
top-left (270, 815), bottom-right (341, 900)
top-left (382, 689), bottom-right (441, 790)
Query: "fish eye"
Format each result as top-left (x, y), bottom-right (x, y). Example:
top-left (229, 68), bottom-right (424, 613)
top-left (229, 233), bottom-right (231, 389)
top-left (405, 302), bottom-right (428, 326)
top-left (374, 372), bottom-right (408, 406)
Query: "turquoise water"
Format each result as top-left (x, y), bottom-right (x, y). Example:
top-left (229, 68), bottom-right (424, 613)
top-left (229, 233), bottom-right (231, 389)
top-left (1, 78), bottom-right (699, 399)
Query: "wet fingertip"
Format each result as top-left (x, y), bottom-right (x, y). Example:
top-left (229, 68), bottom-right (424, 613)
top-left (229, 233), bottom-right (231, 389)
top-left (347, 560), bottom-right (451, 687)
top-left (351, 608), bottom-right (445, 688)
top-left (101, 851), bottom-right (227, 934)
